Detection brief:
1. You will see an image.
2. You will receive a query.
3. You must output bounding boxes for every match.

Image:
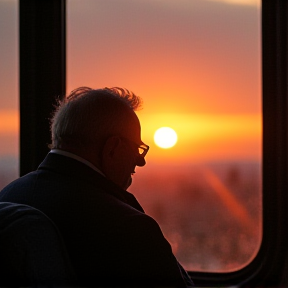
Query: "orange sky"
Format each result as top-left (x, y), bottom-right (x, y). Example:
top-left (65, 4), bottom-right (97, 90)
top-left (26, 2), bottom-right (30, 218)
top-left (0, 0), bottom-right (261, 163)
top-left (0, 0), bottom-right (262, 273)
top-left (66, 0), bottom-right (261, 164)
top-left (0, 110), bottom-right (18, 155)
top-left (137, 112), bottom-right (261, 163)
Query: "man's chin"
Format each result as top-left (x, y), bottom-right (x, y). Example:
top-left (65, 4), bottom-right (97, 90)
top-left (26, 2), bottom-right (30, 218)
top-left (123, 176), bottom-right (132, 190)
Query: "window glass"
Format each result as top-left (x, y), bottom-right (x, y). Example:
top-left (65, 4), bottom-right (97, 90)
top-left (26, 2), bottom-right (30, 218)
top-left (0, 0), bottom-right (19, 190)
top-left (67, 0), bottom-right (261, 272)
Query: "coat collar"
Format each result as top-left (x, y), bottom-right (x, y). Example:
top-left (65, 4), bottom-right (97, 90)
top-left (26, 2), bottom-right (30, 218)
top-left (38, 153), bottom-right (145, 213)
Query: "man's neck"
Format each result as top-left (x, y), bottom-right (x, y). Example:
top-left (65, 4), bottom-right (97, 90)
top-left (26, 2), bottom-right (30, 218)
top-left (50, 149), bottom-right (106, 177)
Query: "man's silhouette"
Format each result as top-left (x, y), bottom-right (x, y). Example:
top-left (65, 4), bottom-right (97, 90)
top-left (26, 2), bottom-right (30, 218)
top-left (0, 87), bottom-right (193, 287)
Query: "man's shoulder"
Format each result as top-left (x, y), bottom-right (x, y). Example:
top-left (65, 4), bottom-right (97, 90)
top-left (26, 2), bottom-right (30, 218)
top-left (0, 171), bottom-right (39, 199)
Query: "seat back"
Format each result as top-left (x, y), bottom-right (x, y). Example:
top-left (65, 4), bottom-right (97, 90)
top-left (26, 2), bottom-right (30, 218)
top-left (0, 202), bottom-right (76, 286)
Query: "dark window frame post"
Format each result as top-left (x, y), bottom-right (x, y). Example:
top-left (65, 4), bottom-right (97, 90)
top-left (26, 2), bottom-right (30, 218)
top-left (20, 0), bottom-right (66, 176)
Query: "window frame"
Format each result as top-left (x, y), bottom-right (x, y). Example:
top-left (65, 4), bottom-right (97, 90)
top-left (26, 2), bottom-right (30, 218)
top-left (19, 0), bottom-right (66, 176)
top-left (20, 0), bottom-right (288, 286)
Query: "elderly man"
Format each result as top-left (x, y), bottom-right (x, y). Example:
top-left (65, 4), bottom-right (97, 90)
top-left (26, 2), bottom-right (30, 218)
top-left (0, 87), bottom-right (193, 286)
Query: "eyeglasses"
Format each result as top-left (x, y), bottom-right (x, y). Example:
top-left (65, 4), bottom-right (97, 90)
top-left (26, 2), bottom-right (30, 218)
top-left (120, 137), bottom-right (149, 158)
top-left (137, 143), bottom-right (149, 157)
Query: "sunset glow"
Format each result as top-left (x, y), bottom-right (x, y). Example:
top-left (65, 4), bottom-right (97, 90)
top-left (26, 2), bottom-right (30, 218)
top-left (0, 0), bottom-right (262, 274)
top-left (208, 0), bottom-right (260, 6)
top-left (0, 0), bottom-right (262, 165)
top-left (66, 0), bottom-right (261, 165)
top-left (154, 127), bottom-right (178, 149)
top-left (0, 111), bottom-right (19, 133)
top-left (138, 112), bottom-right (261, 163)
top-left (202, 167), bottom-right (256, 234)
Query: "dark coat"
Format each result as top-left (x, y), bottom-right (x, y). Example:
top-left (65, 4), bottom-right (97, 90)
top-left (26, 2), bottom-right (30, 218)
top-left (0, 153), bottom-right (191, 287)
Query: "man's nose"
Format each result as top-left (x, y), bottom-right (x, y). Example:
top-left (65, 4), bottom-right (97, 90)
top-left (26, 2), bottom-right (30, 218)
top-left (136, 156), bottom-right (146, 167)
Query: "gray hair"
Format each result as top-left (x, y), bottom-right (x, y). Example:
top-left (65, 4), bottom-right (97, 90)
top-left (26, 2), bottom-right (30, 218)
top-left (50, 87), bottom-right (142, 149)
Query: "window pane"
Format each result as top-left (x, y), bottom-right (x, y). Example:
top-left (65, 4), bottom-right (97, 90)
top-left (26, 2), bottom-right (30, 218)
top-left (67, 0), bottom-right (261, 272)
top-left (0, 0), bottom-right (19, 190)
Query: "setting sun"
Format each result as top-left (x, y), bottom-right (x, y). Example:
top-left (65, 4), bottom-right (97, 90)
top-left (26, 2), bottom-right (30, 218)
top-left (154, 127), bottom-right (178, 149)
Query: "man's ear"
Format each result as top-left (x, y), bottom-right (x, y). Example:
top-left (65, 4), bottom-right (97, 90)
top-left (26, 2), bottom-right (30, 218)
top-left (101, 136), bottom-right (121, 160)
